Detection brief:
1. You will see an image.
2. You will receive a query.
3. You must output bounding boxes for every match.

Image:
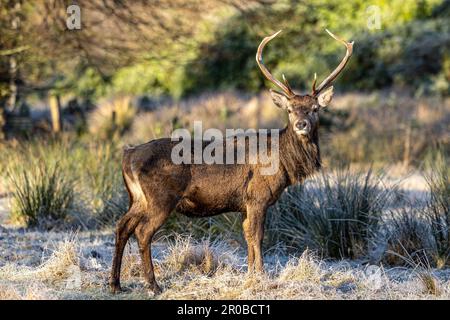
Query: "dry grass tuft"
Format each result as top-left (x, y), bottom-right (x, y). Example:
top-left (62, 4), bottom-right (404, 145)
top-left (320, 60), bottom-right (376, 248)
top-left (159, 236), bottom-right (237, 277)
top-left (120, 241), bottom-right (142, 280)
top-left (419, 272), bottom-right (441, 296)
top-left (0, 282), bottom-right (55, 300)
top-left (278, 250), bottom-right (321, 283)
top-left (0, 236), bottom-right (79, 284)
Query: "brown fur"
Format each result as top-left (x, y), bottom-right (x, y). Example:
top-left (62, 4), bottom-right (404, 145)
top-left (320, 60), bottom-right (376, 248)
top-left (110, 92), bottom-right (329, 294)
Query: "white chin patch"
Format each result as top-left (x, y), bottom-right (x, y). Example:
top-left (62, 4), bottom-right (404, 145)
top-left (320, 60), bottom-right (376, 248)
top-left (295, 129), bottom-right (310, 136)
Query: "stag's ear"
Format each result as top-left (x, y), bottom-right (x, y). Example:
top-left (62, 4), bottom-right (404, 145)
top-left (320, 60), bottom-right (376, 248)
top-left (270, 89), bottom-right (290, 110)
top-left (317, 86), bottom-right (334, 107)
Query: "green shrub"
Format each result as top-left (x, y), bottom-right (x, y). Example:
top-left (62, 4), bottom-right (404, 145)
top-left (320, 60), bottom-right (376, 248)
top-left (7, 164), bottom-right (74, 229)
top-left (181, 1), bottom-right (448, 95)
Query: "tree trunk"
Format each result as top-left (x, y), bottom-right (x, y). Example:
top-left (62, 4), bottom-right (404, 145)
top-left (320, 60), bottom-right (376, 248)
top-left (50, 94), bottom-right (63, 133)
top-left (0, 108), bottom-right (5, 140)
top-left (6, 56), bottom-right (18, 111)
top-left (6, 2), bottom-right (21, 112)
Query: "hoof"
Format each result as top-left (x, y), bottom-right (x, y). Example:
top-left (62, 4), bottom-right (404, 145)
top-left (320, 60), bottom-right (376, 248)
top-left (110, 283), bottom-right (131, 294)
top-left (146, 282), bottom-right (162, 295)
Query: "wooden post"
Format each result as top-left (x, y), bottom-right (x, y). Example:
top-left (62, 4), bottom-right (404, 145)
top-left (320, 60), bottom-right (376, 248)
top-left (403, 121), bottom-right (412, 168)
top-left (111, 110), bottom-right (117, 138)
top-left (50, 94), bottom-right (62, 133)
top-left (0, 108), bottom-right (5, 140)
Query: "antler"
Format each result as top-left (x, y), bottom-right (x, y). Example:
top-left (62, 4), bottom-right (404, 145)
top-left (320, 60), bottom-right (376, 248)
top-left (312, 29), bottom-right (354, 96)
top-left (256, 30), bottom-right (295, 97)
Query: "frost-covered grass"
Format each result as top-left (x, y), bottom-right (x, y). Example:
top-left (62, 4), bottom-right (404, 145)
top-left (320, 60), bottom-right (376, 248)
top-left (1, 231), bottom-right (450, 300)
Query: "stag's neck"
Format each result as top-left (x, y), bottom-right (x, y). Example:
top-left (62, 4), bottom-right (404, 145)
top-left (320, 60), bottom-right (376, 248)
top-left (279, 124), bottom-right (321, 185)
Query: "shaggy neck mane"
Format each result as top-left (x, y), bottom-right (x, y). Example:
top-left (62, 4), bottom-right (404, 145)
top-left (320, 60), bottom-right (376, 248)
top-left (279, 124), bottom-right (321, 184)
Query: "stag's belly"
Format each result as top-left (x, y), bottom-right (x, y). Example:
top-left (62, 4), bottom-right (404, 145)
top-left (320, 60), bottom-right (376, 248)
top-left (175, 197), bottom-right (241, 217)
top-left (175, 186), bottom-right (245, 217)
top-left (175, 164), bottom-right (249, 217)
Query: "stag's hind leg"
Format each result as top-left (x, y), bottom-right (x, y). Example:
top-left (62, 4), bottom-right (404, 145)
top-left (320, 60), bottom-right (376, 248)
top-left (134, 209), bottom-right (170, 294)
top-left (110, 207), bottom-right (142, 293)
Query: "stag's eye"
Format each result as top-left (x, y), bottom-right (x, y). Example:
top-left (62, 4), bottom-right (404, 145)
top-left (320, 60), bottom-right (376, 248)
top-left (312, 104), bottom-right (319, 112)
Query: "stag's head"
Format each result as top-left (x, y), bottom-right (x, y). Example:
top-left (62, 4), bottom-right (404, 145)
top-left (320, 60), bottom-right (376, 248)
top-left (256, 29), bottom-right (353, 138)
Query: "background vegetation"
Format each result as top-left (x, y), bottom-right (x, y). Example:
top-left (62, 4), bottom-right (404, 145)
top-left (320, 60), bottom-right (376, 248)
top-left (0, 0), bottom-right (448, 267)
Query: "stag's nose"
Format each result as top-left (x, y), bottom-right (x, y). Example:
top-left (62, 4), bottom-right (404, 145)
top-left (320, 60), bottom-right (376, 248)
top-left (296, 120), bottom-right (309, 131)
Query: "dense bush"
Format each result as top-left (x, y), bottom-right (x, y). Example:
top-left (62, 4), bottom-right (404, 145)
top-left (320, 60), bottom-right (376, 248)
top-left (56, 0), bottom-right (448, 100)
top-left (346, 18), bottom-right (450, 95)
top-left (181, 0), bottom-right (449, 97)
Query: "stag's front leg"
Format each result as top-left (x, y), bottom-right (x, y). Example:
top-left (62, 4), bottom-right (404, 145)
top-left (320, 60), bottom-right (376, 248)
top-left (243, 205), bottom-right (267, 273)
top-left (242, 212), bottom-right (255, 273)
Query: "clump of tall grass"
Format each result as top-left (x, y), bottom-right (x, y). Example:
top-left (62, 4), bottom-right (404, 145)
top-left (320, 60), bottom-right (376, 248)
top-left (1, 137), bottom-right (127, 229)
top-left (267, 169), bottom-right (392, 259)
top-left (383, 207), bottom-right (432, 266)
top-left (7, 163), bottom-right (74, 229)
top-left (75, 141), bottom-right (127, 227)
top-left (161, 169), bottom-right (393, 259)
top-left (382, 152), bottom-right (449, 267)
top-left (278, 250), bottom-right (322, 283)
top-left (425, 153), bottom-right (450, 267)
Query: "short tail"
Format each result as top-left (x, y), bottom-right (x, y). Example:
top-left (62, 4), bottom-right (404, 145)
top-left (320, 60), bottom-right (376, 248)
top-left (122, 148), bottom-right (134, 210)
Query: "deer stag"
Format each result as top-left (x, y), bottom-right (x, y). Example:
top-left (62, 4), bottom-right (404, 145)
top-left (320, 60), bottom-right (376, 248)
top-left (110, 29), bottom-right (353, 294)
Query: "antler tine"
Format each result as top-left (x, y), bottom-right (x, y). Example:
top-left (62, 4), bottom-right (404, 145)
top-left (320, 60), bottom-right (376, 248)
top-left (313, 29), bottom-right (354, 95)
top-left (282, 74), bottom-right (294, 94)
top-left (311, 73), bottom-right (317, 95)
top-left (256, 30), bottom-right (295, 97)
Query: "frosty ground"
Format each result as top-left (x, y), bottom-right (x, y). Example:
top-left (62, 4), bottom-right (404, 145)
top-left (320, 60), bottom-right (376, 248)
top-left (1, 228), bottom-right (450, 300)
top-left (1, 170), bottom-right (449, 300)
